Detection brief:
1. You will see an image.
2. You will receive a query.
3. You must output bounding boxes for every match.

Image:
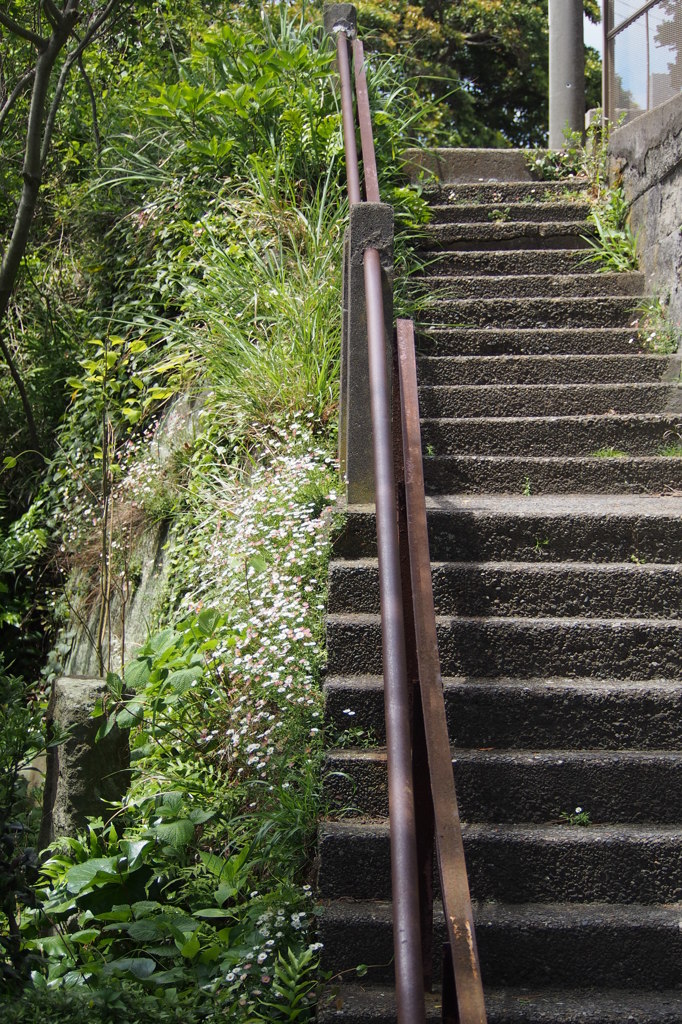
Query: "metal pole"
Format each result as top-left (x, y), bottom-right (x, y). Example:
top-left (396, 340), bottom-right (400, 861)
top-left (549, 0), bottom-right (586, 147)
top-left (602, 0), bottom-right (611, 126)
top-left (364, 247), bottom-right (426, 1024)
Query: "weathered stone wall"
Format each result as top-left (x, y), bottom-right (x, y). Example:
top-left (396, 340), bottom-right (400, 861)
top-left (609, 92), bottom-right (682, 332)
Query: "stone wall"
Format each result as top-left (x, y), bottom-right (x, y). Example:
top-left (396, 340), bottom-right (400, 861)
top-left (609, 92), bottom-right (682, 331)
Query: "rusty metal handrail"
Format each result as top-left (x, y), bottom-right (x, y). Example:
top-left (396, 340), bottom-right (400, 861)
top-left (325, 6), bottom-right (487, 1022)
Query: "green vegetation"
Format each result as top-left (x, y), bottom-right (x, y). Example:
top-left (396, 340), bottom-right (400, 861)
top-left (590, 447), bottom-right (629, 458)
top-left (358, 0), bottom-right (601, 148)
top-left (0, 2), bottom-right (432, 1019)
top-left (633, 297), bottom-right (681, 355)
top-left (559, 806), bottom-right (591, 826)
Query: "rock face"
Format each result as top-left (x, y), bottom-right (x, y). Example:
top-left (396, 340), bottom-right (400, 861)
top-left (610, 90), bottom-right (682, 330)
top-left (40, 676), bottom-right (130, 844)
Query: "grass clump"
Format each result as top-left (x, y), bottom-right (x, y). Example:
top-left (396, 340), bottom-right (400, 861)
top-left (590, 447), bottom-right (629, 458)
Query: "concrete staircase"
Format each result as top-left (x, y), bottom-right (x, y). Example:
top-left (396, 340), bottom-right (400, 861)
top-left (318, 175), bottom-right (682, 1022)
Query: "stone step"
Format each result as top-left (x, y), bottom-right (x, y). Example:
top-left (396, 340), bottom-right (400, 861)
top-left (422, 413), bottom-right (682, 457)
top-left (419, 383), bottom-right (679, 418)
top-left (318, 900), bottom-right (682, 989)
top-left (319, 984), bottom-right (682, 1024)
top-left (423, 453), bottom-right (682, 494)
top-left (417, 327), bottom-right (643, 356)
top-left (422, 221), bottom-right (593, 251)
top-left (323, 676), bottom-right (682, 751)
top-left (414, 271), bottom-right (644, 298)
top-left (421, 296), bottom-right (638, 329)
top-left (326, 613), bottom-right (682, 680)
top-left (417, 354), bottom-right (677, 386)
top-left (335, 494), bottom-right (682, 563)
top-left (328, 560), bottom-right (682, 618)
top-left (421, 180), bottom-right (590, 205)
top-left (317, 820), bottom-right (682, 904)
top-left (427, 201), bottom-right (592, 224)
top-left (419, 248), bottom-right (605, 276)
top-left (323, 747), bottom-right (682, 823)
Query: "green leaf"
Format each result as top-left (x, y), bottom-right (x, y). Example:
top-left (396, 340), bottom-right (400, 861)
top-left (179, 933), bottom-right (200, 959)
top-left (103, 957), bottom-right (157, 980)
top-left (124, 657), bottom-right (151, 689)
top-left (152, 818), bottom-right (194, 849)
top-left (166, 667), bottom-right (203, 693)
top-left (65, 857), bottom-right (120, 894)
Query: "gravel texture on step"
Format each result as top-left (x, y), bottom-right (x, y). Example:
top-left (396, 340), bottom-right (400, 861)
top-left (323, 747), bottom-right (682, 823)
top-left (417, 327), bottom-right (644, 356)
top-left (419, 248), bottom-right (606, 275)
top-left (335, 494), bottom-right (682, 562)
top-left (416, 354), bottom-right (677, 386)
top-left (318, 820), bottom-right (682, 903)
top-left (413, 271), bottom-right (644, 298)
top-left (318, 983), bottom-right (682, 1024)
top-left (324, 674), bottom-right (682, 750)
top-left (423, 453), bottom-right (682, 494)
top-left (327, 612), bottom-right (682, 679)
top-left (418, 383), bottom-right (679, 418)
top-left (423, 221), bottom-right (594, 250)
top-left (422, 413), bottom-right (682, 457)
top-left (421, 180), bottom-right (590, 204)
top-left (328, 559), bottom-right (682, 618)
top-left (318, 900), bottom-right (682, 988)
top-left (427, 201), bottom-right (592, 224)
top-left (421, 296), bottom-right (639, 328)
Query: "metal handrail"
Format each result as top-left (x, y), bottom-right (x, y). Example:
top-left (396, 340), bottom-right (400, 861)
top-left (325, 6), bottom-right (487, 1022)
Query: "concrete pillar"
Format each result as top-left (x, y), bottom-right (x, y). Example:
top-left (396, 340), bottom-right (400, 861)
top-left (339, 203), bottom-right (394, 504)
top-left (40, 676), bottom-right (130, 845)
top-left (549, 0), bottom-right (586, 148)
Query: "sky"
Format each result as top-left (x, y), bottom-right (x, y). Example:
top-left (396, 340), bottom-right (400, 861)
top-left (584, 12), bottom-right (603, 53)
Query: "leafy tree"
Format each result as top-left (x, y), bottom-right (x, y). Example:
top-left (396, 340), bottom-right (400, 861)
top-left (0, 1), bottom-right (129, 455)
top-left (355, 0), bottom-right (602, 146)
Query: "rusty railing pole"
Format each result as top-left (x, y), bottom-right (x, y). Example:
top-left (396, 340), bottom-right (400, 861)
top-left (364, 249), bottom-right (426, 1024)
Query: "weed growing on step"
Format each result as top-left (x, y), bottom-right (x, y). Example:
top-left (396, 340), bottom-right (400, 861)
top-left (522, 476), bottom-right (532, 496)
top-left (559, 806), bottom-right (591, 826)
top-left (533, 536), bottom-right (549, 556)
top-left (632, 297), bottom-right (681, 355)
top-left (590, 447), bottom-right (629, 458)
top-left (488, 207), bottom-right (511, 223)
top-left (660, 444), bottom-right (682, 457)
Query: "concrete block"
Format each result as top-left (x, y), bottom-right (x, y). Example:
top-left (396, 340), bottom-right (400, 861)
top-left (41, 676), bottom-right (130, 844)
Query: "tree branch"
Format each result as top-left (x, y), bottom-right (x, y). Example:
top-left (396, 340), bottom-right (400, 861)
top-left (41, 0), bottom-right (125, 167)
top-left (0, 11), bottom-right (48, 50)
top-left (0, 67), bottom-right (36, 137)
top-left (77, 54), bottom-right (101, 163)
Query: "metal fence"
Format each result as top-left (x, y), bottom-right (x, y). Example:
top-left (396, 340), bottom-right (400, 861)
top-left (604, 0), bottom-right (682, 119)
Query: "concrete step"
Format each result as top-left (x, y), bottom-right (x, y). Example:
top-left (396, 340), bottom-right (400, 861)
top-left (419, 383), bottom-right (679, 418)
top-left (417, 327), bottom-right (643, 356)
top-left (414, 271), bottom-right (644, 298)
top-left (335, 494), bottom-right (682, 563)
top-left (318, 900), bottom-right (682, 988)
top-left (422, 413), bottom-right (682, 457)
top-left (326, 613), bottom-right (682, 680)
top-left (323, 747), bottom-right (682, 823)
top-left (317, 820), bottom-right (682, 904)
top-left (417, 354), bottom-right (677, 386)
top-left (421, 296), bottom-right (638, 329)
top-left (324, 676), bottom-right (682, 751)
top-left (328, 559), bottom-right (682, 619)
top-left (423, 453), bottom-right (682, 494)
top-left (421, 180), bottom-right (590, 205)
top-left (428, 201), bottom-right (592, 224)
top-left (422, 221), bottom-right (593, 251)
top-left (419, 248), bottom-right (605, 276)
top-left (319, 983), bottom-right (682, 1024)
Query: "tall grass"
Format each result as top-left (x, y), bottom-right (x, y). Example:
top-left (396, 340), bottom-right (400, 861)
top-left (180, 161), bottom-right (345, 443)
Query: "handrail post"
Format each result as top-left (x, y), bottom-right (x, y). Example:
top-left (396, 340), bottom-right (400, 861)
top-left (340, 202), bottom-right (394, 503)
